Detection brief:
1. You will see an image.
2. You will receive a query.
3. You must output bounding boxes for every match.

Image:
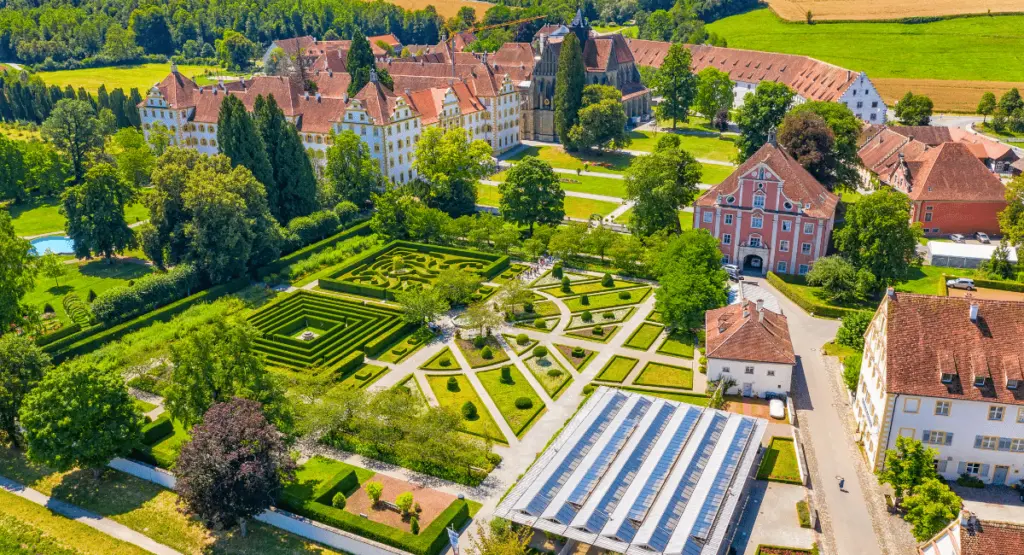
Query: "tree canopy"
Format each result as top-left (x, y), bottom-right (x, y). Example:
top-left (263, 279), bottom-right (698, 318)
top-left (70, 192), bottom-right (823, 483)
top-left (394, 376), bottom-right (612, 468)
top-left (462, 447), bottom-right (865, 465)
top-left (253, 94), bottom-right (318, 223)
top-left (894, 92), bottom-right (934, 126)
top-left (61, 163), bottom-right (136, 261)
top-left (785, 101), bottom-right (863, 189)
top-left (569, 85), bottom-right (630, 152)
top-left (625, 135), bottom-right (702, 237)
top-left (835, 188), bottom-right (922, 287)
top-left (694, 67), bottom-right (734, 130)
top-left (0, 211), bottom-right (37, 333)
top-left (499, 156), bottom-right (565, 232)
top-left (735, 81), bottom-right (794, 159)
top-left (41, 99), bottom-right (101, 183)
top-left (324, 129), bottom-right (384, 208)
top-left (651, 43), bottom-right (697, 129)
top-left (652, 230), bottom-right (728, 331)
top-left (412, 127), bottom-right (492, 217)
top-left (554, 32), bottom-right (585, 148)
top-left (0, 335), bottom-right (51, 447)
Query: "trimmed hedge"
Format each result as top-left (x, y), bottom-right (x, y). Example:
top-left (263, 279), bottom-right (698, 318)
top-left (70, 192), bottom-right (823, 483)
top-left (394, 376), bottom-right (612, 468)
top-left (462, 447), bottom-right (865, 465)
top-left (257, 220), bottom-right (371, 278)
top-left (950, 274), bottom-right (1024, 293)
top-left (312, 469), bottom-right (360, 503)
top-left (62, 293), bottom-right (91, 326)
top-left (34, 322), bottom-right (81, 347)
top-left (91, 264), bottom-right (201, 325)
top-left (140, 414), bottom-right (174, 445)
top-left (766, 272), bottom-right (867, 320)
top-left (285, 210), bottom-right (341, 251)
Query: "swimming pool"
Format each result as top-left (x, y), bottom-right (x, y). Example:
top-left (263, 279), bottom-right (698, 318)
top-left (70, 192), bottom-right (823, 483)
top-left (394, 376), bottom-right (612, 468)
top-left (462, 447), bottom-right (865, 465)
top-left (30, 236), bottom-right (75, 255)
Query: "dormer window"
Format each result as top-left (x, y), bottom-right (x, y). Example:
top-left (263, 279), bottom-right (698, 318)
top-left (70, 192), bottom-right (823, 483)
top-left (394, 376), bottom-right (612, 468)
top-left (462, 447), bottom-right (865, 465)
top-left (784, 201), bottom-right (793, 210)
top-left (1008, 379), bottom-right (1021, 390)
top-left (974, 376), bottom-right (987, 387)
top-left (727, 195), bottom-right (735, 204)
top-left (940, 373), bottom-right (955, 384)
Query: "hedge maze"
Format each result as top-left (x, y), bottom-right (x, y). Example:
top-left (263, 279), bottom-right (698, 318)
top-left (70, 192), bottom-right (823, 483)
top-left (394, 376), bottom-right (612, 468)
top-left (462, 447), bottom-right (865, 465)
top-left (319, 241), bottom-right (509, 300)
top-left (248, 290), bottom-right (413, 380)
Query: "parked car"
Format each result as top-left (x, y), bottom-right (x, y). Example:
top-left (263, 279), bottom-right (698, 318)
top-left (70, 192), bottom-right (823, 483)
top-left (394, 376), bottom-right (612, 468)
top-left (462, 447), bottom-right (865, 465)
top-left (950, 234), bottom-right (966, 243)
top-left (723, 264), bottom-right (743, 281)
top-left (769, 398), bottom-right (785, 420)
top-left (976, 232), bottom-right (991, 244)
top-left (946, 277), bottom-right (976, 291)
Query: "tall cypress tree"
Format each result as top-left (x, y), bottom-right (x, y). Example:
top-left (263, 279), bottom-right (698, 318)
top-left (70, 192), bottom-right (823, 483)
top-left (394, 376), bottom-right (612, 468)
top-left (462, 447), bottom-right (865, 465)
top-left (109, 88), bottom-right (129, 128)
top-left (253, 95), bottom-right (316, 223)
top-left (346, 30), bottom-right (376, 97)
top-left (554, 32), bottom-right (585, 149)
top-left (77, 87), bottom-right (93, 109)
top-left (217, 95), bottom-right (274, 197)
top-left (63, 85), bottom-right (76, 100)
top-left (97, 85), bottom-right (110, 111)
top-left (127, 89), bottom-right (143, 127)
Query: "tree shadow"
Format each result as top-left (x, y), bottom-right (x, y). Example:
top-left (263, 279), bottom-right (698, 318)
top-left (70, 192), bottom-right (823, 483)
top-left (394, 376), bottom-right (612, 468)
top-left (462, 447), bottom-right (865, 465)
top-left (47, 467), bottom-right (162, 519)
top-left (5, 196), bottom-right (59, 220)
top-left (78, 259), bottom-right (154, 280)
top-left (45, 285), bottom-right (73, 296)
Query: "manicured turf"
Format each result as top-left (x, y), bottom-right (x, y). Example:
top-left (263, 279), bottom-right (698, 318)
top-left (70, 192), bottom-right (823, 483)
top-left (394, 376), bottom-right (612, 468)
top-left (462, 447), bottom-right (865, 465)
top-left (634, 361), bottom-right (694, 390)
top-left (476, 183), bottom-right (501, 207)
top-left (624, 322), bottom-right (665, 351)
top-left (628, 128), bottom-right (738, 163)
top-left (419, 346), bottom-right (459, 370)
top-left (133, 399), bottom-right (157, 414)
top-left (596, 355), bottom-right (638, 383)
top-left (756, 436), bottom-right (803, 484)
top-left (896, 265), bottom-right (984, 295)
top-left (337, 364), bottom-right (390, 390)
top-left (9, 199), bottom-right (149, 237)
top-left (477, 366), bottom-right (546, 438)
top-left (620, 386), bottom-right (711, 406)
top-left (492, 170), bottom-right (629, 198)
top-left (540, 278), bottom-right (640, 298)
top-left (701, 163), bottom-right (736, 185)
top-left (505, 145), bottom-right (635, 175)
top-left (524, 355), bottom-right (572, 400)
top-left (564, 196), bottom-right (621, 219)
top-left (146, 418), bottom-right (191, 469)
top-left (657, 331), bottom-right (696, 358)
top-left (284, 456), bottom-right (376, 500)
top-left (0, 489), bottom-right (151, 555)
top-left (554, 344), bottom-right (596, 371)
top-left (563, 286), bottom-right (651, 312)
top-left (706, 9), bottom-right (1024, 83)
top-left (426, 374), bottom-right (506, 443)
top-left (646, 310), bottom-right (664, 323)
top-left (525, 301), bottom-right (562, 317)
top-left (375, 329), bottom-right (432, 364)
top-left (456, 336), bottom-right (510, 368)
top-left (395, 375), bottom-right (428, 408)
top-left (592, 24), bottom-right (638, 37)
top-left (566, 306), bottom-right (634, 330)
top-left (37, 63), bottom-right (222, 93)
top-left (503, 333), bottom-right (537, 354)
top-left (565, 324), bottom-right (619, 343)
top-left (616, 209), bottom-right (695, 231)
top-left (26, 259), bottom-right (154, 324)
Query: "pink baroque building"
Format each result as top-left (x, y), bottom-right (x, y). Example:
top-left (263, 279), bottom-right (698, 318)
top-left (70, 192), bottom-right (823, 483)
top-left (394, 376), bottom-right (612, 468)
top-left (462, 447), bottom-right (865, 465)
top-left (693, 139), bottom-right (839, 276)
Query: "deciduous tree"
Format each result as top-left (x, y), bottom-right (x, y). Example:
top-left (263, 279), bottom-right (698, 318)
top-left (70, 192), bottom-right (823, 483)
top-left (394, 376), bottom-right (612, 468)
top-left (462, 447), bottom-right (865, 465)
top-left (625, 135), bottom-right (702, 236)
top-left (694, 67), bottom-right (734, 130)
top-left (36, 250), bottom-right (66, 286)
top-left (0, 335), bottom-right (50, 447)
top-left (434, 267), bottom-right (482, 306)
top-left (652, 43), bottom-right (697, 129)
top-left (62, 163), bottom-right (136, 261)
top-left (129, 7), bottom-right (173, 55)
top-left (0, 135), bottom-right (26, 202)
top-left (778, 110), bottom-right (835, 185)
top-left (901, 478), bottom-right (962, 541)
top-left (894, 92), bottom-right (934, 126)
top-left (412, 127), bottom-right (492, 217)
top-left (463, 302), bottom-right (503, 335)
top-left (324, 130), bottom-right (384, 208)
top-left (835, 189), bottom-right (922, 286)
top-left (0, 212), bottom-right (37, 333)
top-left (396, 288), bottom-right (449, 326)
top-left (469, 518), bottom-right (531, 555)
top-left (652, 230), bottom-right (728, 331)
top-left (735, 81), bottom-right (794, 159)
top-left (42, 99), bottom-right (101, 183)
top-left (998, 175), bottom-right (1024, 246)
top-left (111, 127), bottom-right (155, 188)
top-left (216, 30), bottom-right (258, 71)
top-left (499, 156), bottom-right (564, 232)
top-left (804, 254), bottom-right (857, 304)
top-left (175, 398), bottom-right (296, 537)
top-left (569, 90), bottom-right (630, 152)
top-left (786, 101), bottom-right (863, 189)
top-left (554, 33), bottom-right (585, 148)
top-left (977, 92), bottom-right (997, 124)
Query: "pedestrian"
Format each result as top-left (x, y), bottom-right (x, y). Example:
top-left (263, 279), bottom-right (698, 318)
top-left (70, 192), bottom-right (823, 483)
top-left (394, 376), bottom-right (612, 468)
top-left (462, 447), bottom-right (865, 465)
top-left (838, 477), bottom-right (846, 492)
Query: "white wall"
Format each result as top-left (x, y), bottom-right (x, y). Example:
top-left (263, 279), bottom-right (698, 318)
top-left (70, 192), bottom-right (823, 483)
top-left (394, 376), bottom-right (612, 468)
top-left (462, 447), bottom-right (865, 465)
top-left (853, 304), bottom-right (889, 470)
top-left (837, 73), bottom-right (886, 124)
top-left (707, 357), bottom-right (793, 398)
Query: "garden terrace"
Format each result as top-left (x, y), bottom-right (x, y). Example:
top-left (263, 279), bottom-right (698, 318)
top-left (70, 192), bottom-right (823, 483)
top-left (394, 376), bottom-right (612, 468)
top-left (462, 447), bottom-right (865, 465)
top-left (319, 241), bottom-right (509, 300)
top-left (247, 290), bottom-right (412, 379)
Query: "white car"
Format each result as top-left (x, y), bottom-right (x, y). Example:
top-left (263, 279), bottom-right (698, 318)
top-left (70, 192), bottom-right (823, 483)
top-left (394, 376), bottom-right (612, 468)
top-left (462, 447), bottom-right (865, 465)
top-left (946, 277), bottom-right (975, 291)
top-left (950, 234), bottom-right (966, 243)
top-left (976, 232), bottom-right (991, 244)
top-left (769, 398), bottom-right (785, 420)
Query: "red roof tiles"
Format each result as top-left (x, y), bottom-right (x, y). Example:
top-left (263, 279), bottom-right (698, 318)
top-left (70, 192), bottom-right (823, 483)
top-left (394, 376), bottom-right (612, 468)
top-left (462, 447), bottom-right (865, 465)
top-left (898, 142), bottom-right (1006, 202)
top-left (705, 301), bottom-right (796, 365)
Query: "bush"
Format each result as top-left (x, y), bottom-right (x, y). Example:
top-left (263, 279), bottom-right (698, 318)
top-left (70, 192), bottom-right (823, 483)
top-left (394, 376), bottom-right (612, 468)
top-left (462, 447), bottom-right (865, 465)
top-left (593, 325), bottom-right (604, 335)
top-left (581, 310), bottom-right (593, 322)
top-left (552, 265), bottom-right (563, 279)
top-left (547, 368), bottom-right (562, 378)
top-left (843, 353), bottom-right (862, 392)
top-left (396, 492), bottom-right (414, 515)
top-left (601, 273), bottom-right (614, 287)
top-left (580, 294), bottom-right (590, 305)
top-left (836, 311), bottom-right (873, 351)
top-left (571, 346), bottom-right (585, 358)
top-left (796, 500), bottom-right (810, 528)
top-left (334, 201), bottom-right (360, 225)
top-left (87, 289), bottom-right (97, 302)
top-left (62, 293), bottom-right (92, 326)
top-left (956, 473), bottom-right (985, 488)
top-left (583, 384), bottom-right (595, 395)
top-left (561, 276), bottom-right (571, 292)
top-left (447, 376), bottom-right (459, 391)
top-left (410, 516), bottom-right (420, 535)
top-left (481, 346), bottom-right (494, 359)
top-left (533, 345), bottom-right (548, 358)
top-left (461, 401), bottom-right (478, 420)
top-left (767, 272), bottom-right (868, 319)
top-left (332, 492), bottom-right (347, 509)
top-left (603, 311), bottom-right (615, 319)
top-left (91, 264), bottom-right (201, 325)
top-left (523, 302), bottom-right (534, 313)
top-left (805, 255), bottom-right (860, 304)
top-left (500, 366), bottom-right (512, 383)
top-left (618, 291), bottom-right (631, 300)
top-left (533, 318), bottom-right (546, 329)
top-left (286, 210), bottom-right (341, 251)
top-left (439, 356), bottom-right (452, 367)
top-left (515, 333), bottom-right (529, 345)
top-left (514, 397), bottom-right (534, 409)
top-left (473, 335), bottom-right (486, 348)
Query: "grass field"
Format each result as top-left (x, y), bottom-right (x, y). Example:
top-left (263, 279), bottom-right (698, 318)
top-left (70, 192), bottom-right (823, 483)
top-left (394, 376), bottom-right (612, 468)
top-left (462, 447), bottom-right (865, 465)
top-left (756, 436), bottom-right (802, 484)
top-left (419, 347), bottom-right (459, 370)
top-left (37, 63), bottom-right (222, 93)
top-left (657, 331), bottom-right (696, 358)
top-left (478, 183), bottom-right (620, 218)
top-left (9, 199), bottom-right (149, 238)
top-left (540, 278), bottom-right (639, 298)
top-left (563, 286), bottom-right (651, 312)
top-left (628, 127), bottom-right (738, 163)
top-left (26, 259), bottom-right (155, 324)
top-left (616, 209), bottom-right (695, 231)
top-left (592, 24), bottom-right (639, 37)
top-left (505, 145), bottom-right (634, 175)
top-left (765, 0), bottom-right (1024, 21)
top-left (634, 361), bottom-right (694, 390)
top-left (426, 374), bottom-right (505, 443)
top-left (596, 355), bottom-right (638, 383)
top-left (456, 336), bottom-right (510, 368)
top-left (477, 366), bottom-right (546, 438)
top-left (0, 123), bottom-right (42, 142)
top-left (491, 170), bottom-right (628, 198)
top-left (701, 164), bottom-right (736, 185)
top-left (523, 355), bottom-right (572, 399)
top-left (624, 322), bottom-right (665, 351)
top-left (707, 10), bottom-right (1024, 86)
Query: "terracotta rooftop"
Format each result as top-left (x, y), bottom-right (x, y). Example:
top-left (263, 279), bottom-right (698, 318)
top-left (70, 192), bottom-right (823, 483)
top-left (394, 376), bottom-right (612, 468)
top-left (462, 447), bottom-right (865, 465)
top-left (273, 34), bottom-right (402, 58)
top-left (860, 126), bottom-right (1018, 176)
top-left (705, 300), bottom-right (795, 365)
top-left (899, 142), bottom-right (1006, 202)
top-left (696, 141), bottom-right (839, 220)
top-left (582, 33), bottom-right (635, 72)
top-left (880, 292), bottom-right (1024, 406)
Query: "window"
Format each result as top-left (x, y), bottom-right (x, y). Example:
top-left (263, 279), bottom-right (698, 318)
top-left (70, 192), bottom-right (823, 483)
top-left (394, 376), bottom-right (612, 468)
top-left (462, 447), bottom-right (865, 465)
top-left (799, 264), bottom-right (809, 275)
top-left (978, 436), bottom-right (998, 450)
top-left (703, 212), bottom-right (713, 223)
top-left (803, 223), bottom-right (814, 234)
top-left (724, 214), bottom-right (733, 225)
top-left (723, 234), bottom-right (732, 245)
top-left (723, 366), bottom-right (730, 373)
top-left (801, 243), bottom-right (812, 255)
top-left (965, 462), bottom-right (981, 475)
top-left (856, 101), bottom-right (864, 109)
top-left (989, 406), bottom-right (1005, 421)
top-left (767, 370), bottom-right (776, 376)
top-left (1018, 408), bottom-right (1024, 423)
top-left (923, 430), bottom-right (949, 444)
top-left (782, 221), bottom-right (792, 232)
top-left (904, 398), bottom-right (920, 413)
top-left (935, 401), bottom-right (950, 416)
top-left (1012, 439), bottom-right (1024, 453)
top-left (872, 101), bottom-right (879, 108)
top-left (777, 261), bottom-right (787, 273)
top-left (870, 113), bottom-right (877, 121)
top-left (780, 240), bottom-right (790, 252)
top-left (745, 366), bottom-right (754, 374)
top-left (924, 213), bottom-right (933, 222)
top-left (749, 236), bottom-right (761, 248)
top-left (752, 216), bottom-right (763, 229)
top-left (753, 193), bottom-right (765, 208)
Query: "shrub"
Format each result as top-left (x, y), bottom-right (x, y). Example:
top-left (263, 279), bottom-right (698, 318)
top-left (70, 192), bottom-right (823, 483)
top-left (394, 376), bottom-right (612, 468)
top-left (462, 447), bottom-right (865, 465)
top-left (515, 333), bottom-right (529, 345)
top-left (601, 273), bottom-right (614, 287)
top-left (523, 302), bottom-right (534, 313)
top-left (473, 335), bottom-right (486, 348)
top-left (533, 318), bottom-right (546, 329)
top-left (392, 346), bottom-right (407, 355)
top-left (410, 516), bottom-right (420, 535)
top-left (286, 210), bottom-right (341, 250)
top-left (62, 293), bottom-right (92, 325)
top-left (87, 289), bottom-right (97, 302)
top-left (806, 255), bottom-right (859, 304)
top-left (366, 481), bottom-right (384, 504)
top-left (332, 492), bottom-right (347, 509)
top-left (514, 397), bottom-right (533, 409)
top-left (447, 376), bottom-right (459, 391)
top-left (561, 276), bottom-right (571, 292)
top-left (836, 311), bottom-right (873, 351)
top-left (580, 294), bottom-right (590, 305)
top-left (583, 384), bottom-right (595, 395)
top-left (439, 356), bottom-right (452, 367)
top-left (593, 325), bottom-right (604, 335)
top-left (843, 353), bottom-right (862, 392)
top-left (91, 264), bottom-right (201, 325)
top-left (334, 201), bottom-right (360, 225)
top-left (603, 311), bottom-right (615, 319)
top-left (481, 346), bottom-right (494, 359)
top-left (547, 368), bottom-right (562, 378)
top-left (796, 500), bottom-right (810, 528)
top-left (956, 473), bottom-right (985, 488)
top-left (42, 303), bottom-right (54, 314)
top-left (533, 345), bottom-right (548, 358)
top-left (571, 346), bottom-right (585, 358)
top-left (396, 492), bottom-right (414, 515)
top-left (552, 265), bottom-right (563, 279)
top-left (618, 291), bottom-right (631, 300)
top-left (461, 401), bottom-right (478, 420)
top-left (500, 366), bottom-right (512, 383)
top-left (581, 310), bottom-right (593, 322)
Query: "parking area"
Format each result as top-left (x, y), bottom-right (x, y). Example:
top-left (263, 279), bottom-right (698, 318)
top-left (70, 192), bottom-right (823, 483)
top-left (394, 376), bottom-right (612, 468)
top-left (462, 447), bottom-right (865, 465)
top-left (947, 287), bottom-right (1024, 302)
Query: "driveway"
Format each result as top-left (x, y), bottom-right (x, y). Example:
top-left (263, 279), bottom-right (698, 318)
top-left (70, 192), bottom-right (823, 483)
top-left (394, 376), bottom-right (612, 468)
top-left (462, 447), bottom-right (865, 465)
top-left (731, 481), bottom-right (816, 554)
top-left (951, 483), bottom-right (1024, 523)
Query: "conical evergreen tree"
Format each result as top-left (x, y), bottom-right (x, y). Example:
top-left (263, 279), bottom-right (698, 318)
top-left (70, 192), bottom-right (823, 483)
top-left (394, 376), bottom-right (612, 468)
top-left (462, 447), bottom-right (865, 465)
top-left (97, 85), bottom-right (110, 111)
top-left (127, 89), bottom-right (143, 127)
top-left (554, 32), bottom-right (585, 149)
top-left (0, 89), bottom-right (11, 122)
top-left (346, 30), bottom-right (375, 97)
top-left (64, 85), bottom-right (76, 100)
top-left (77, 87), bottom-right (93, 108)
top-left (109, 88), bottom-right (129, 128)
top-left (253, 94), bottom-right (316, 222)
top-left (217, 95), bottom-right (275, 196)
top-left (48, 85), bottom-right (62, 107)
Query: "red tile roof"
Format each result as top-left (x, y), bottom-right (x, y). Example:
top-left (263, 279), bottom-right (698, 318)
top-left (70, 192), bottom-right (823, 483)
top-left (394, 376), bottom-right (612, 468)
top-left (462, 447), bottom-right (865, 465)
top-left (960, 519), bottom-right (1024, 555)
top-left (880, 292), bottom-right (1024, 406)
top-left (148, 70), bottom-right (201, 108)
top-left (492, 42), bottom-right (535, 67)
top-left (583, 34), bottom-right (634, 72)
top-left (696, 141), bottom-right (839, 220)
top-left (352, 79), bottom-right (399, 125)
top-left (899, 142), bottom-right (1006, 202)
top-left (705, 301), bottom-right (796, 365)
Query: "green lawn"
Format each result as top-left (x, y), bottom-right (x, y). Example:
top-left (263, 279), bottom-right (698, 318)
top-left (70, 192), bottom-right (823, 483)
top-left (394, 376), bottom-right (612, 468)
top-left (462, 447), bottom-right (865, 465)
top-left (976, 122), bottom-right (1024, 139)
top-left (592, 24), bottom-right (638, 38)
top-left (504, 145), bottom-right (634, 175)
top-left (490, 171), bottom-right (629, 198)
top-left (615, 209), bottom-right (695, 231)
top-left (596, 355), bottom-right (638, 383)
top-left (628, 128), bottom-right (738, 163)
top-left (540, 278), bottom-right (640, 298)
top-left (503, 333), bottom-right (537, 355)
top-left (9, 199), bottom-right (149, 237)
top-left (896, 265), bottom-right (983, 295)
top-left (477, 366), bottom-right (546, 438)
top-left (563, 286), bottom-right (651, 312)
top-left (706, 9), bottom-right (1024, 82)
top-left (657, 331), bottom-right (696, 358)
top-left (701, 163), bottom-right (736, 185)
top-left (283, 456), bottom-right (376, 502)
top-left (336, 364), bottom-right (389, 391)
top-left (478, 183), bottom-right (620, 218)
top-left (624, 322), bottom-right (664, 351)
top-left (647, 310), bottom-right (664, 323)
top-left (477, 183), bottom-right (501, 207)
top-left (426, 374), bottom-right (506, 443)
top-left (419, 347), bottom-right (459, 370)
top-left (634, 361), bottom-right (694, 390)
top-left (620, 386), bottom-right (710, 406)
top-left (523, 355), bottom-right (572, 399)
top-left (26, 259), bottom-right (155, 324)
top-left (456, 336), bottom-right (511, 368)
top-left (147, 418), bottom-right (191, 469)
top-left (756, 436), bottom-right (802, 484)
top-left (134, 399), bottom-right (157, 414)
top-left (565, 324), bottom-right (619, 343)
top-left (37, 63), bottom-right (222, 93)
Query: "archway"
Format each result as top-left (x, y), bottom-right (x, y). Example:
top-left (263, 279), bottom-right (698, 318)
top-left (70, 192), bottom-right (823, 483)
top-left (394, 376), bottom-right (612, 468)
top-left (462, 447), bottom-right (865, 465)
top-left (743, 254), bottom-right (764, 274)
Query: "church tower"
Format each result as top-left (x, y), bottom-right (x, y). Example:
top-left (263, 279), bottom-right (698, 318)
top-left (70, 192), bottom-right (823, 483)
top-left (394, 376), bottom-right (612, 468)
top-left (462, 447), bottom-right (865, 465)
top-left (568, 8), bottom-right (590, 51)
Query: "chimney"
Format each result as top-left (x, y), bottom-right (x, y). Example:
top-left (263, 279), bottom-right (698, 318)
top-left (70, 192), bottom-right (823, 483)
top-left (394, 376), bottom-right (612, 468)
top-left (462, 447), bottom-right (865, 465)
top-left (970, 302), bottom-right (980, 323)
top-left (886, 287), bottom-right (895, 300)
top-left (316, 92), bottom-right (322, 102)
top-left (756, 298), bottom-right (764, 313)
top-left (304, 92), bottom-right (310, 100)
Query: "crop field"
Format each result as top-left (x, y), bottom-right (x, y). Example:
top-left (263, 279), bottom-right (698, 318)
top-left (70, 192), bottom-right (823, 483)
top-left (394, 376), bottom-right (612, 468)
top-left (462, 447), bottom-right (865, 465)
top-left (385, 0), bottom-right (493, 18)
top-left (874, 78), bottom-right (1024, 113)
top-left (319, 241), bottom-right (507, 300)
top-left (37, 63), bottom-right (222, 93)
top-left (247, 290), bottom-right (410, 379)
top-left (765, 0), bottom-right (1024, 21)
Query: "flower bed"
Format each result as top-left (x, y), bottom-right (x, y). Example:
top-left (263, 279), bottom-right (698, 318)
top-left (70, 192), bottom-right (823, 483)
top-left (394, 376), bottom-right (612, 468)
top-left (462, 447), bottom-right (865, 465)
top-left (563, 287), bottom-right (651, 313)
top-left (565, 307), bottom-right (634, 330)
top-left (566, 325), bottom-right (619, 343)
top-left (419, 347), bottom-right (459, 371)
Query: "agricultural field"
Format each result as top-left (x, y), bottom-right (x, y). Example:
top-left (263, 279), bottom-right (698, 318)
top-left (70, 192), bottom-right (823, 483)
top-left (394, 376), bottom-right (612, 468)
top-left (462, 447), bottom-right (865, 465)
top-left (37, 63), bottom-right (222, 93)
top-left (385, 0), bottom-right (493, 18)
top-left (764, 0), bottom-right (1024, 21)
top-left (592, 24), bottom-right (639, 37)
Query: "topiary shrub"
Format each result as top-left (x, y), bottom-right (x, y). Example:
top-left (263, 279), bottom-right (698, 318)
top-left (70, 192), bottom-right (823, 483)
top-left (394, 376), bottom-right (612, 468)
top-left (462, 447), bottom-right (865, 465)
top-left (583, 384), bottom-right (595, 395)
top-left (332, 492), bottom-right (347, 509)
top-left (561, 276), bottom-right (571, 292)
top-left (473, 335), bottom-right (486, 348)
top-left (87, 289), bottom-right (97, 302)
top-left (533, 345), bottom-right (548, 358)
top-left (534, 318), bottom-right (546, 329)
top-left (523, 302), bottom-right (534, 313)
top-left (552, 265), bottom-right (563, 279)
top-left (618, 290), bottom-right (631, 300)
top-left (582, 310), bottom-right (593, 322)
top-left (547, 368), bottom-right (562, 378)
top-left (516, 333), bottom-right (529, 345)
top-left (481, 346), bottom-right (494, 359)
top-left (43, 303), bottom-right (54, 314)
top-left (572, 346), bottom-right (585, 358)
top-left (514, 397), bottom-right (533, 409)
top-left (500, 366), bottom-right (512, 383)
top-left (462, 401), bottom-right (478, 420)
top-left (447, 376), bottom-right (459, 391)
top-left (603, 311), bottom-right (615, 319)
top-left (601, 273), bottom-right (614, 287)
top-left (593, 325), bottom-right (604, 335)
top-left (580, 294), bottom-right (590, 305)
top-left (439, 356), bottom-right (452, 367)
top-left (410, 516), bottom-right (420, 535)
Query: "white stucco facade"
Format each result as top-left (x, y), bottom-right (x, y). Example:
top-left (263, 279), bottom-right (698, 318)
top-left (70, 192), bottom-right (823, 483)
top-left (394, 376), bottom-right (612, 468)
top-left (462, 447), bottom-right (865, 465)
top-left (706, 358), bottom-right (794, 399)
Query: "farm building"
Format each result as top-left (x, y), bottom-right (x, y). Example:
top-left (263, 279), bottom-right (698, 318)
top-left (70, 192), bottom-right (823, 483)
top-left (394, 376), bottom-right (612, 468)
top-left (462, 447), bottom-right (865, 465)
top-left (925, 242), bottom-right (1017, 269)
top-left (494, 387), bottom-right (767, 555)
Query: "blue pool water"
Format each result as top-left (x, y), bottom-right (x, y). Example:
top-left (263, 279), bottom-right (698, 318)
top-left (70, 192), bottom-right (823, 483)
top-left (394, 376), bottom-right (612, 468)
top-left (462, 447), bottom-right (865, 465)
top-left (30, 236), bottom-right (75, 255)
